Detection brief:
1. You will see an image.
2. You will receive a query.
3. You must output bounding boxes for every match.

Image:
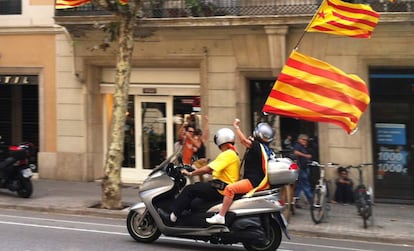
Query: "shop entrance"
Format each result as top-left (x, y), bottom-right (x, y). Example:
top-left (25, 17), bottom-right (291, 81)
top-left (112, 95), bottom-right (201, 183)
top-left (0, 75), bottom-right (38, 167)
top-left (370, 68), bottom-right (414, 203)
top-left (121, 96), bottom-right (173, 181)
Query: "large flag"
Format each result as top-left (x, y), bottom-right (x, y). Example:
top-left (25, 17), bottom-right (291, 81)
top-left (306, 0), bottom-right (379, 38)
top-left (56, 0), bottom-right (128, 9)
top-left (262, 50), bottom-right (370, 134)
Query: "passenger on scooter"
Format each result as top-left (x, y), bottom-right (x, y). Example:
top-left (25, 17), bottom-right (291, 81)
top-left (206, 119), bottom-right (274, 224)
top-left (158, 128), bottom-right (240, 225)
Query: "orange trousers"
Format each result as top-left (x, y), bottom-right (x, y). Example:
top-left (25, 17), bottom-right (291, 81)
top-left (223, 179), bottom-right (254, 198)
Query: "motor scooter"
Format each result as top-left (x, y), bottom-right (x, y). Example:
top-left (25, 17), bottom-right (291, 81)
top-left (126, 151), bottom-right (298, 251)
top-left (0, 142), bottom-right (36, 198)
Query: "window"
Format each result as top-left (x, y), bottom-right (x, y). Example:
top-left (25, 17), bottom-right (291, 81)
top-left (0, 0), bottom-right (22, 15)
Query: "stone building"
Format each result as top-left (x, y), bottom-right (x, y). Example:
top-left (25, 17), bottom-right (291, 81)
top-left (1, 0), bottom-right (413, 203)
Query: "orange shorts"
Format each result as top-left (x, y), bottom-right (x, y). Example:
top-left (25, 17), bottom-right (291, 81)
top-left (223, 179), bottom-right (254, 198)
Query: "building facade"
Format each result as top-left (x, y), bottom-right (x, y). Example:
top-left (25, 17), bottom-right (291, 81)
top-left (2, 1), bottom-right (413, 203)
top-left (0, 0), bottom-right (59, 174)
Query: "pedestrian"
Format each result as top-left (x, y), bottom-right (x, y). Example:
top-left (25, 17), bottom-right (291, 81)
top-left (334, 167), bottom-right (354, 204)
top-left (191, 115), bottom-right (209, 182)
top-left (177, 122), bottom-right (201, 165)
top-left (206, 119), bottom-right (274, 224)
top-left (282, 134), bottom-right (293, 150)
top-left (293, 134), bottom-right (313, 208)
top-left (193, 115), bottom-right (209, 160)
top-left (158, 128), bottom-right (240, 225)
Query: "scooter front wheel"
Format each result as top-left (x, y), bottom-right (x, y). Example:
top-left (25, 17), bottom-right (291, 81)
top-left (127, 210), bottom-right (161, 243)
top-left (242, 220), bottom-right (282, 251)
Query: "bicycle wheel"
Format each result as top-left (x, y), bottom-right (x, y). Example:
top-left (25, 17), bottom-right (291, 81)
top-left (362, 204), bottom-right (369, 228)
top-left (289, 184), bottom-right (296, 216)
top-left (310, 186), bottom-right (327, 224)
top-left (362, 198), bottom-right (373, 229)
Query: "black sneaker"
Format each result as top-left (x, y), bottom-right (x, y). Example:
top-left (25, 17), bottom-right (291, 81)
top-left (158, 208), bottom-right (174, 226)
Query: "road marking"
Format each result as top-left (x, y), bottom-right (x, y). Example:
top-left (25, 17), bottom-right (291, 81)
top-left (0, 220), bottom-right (128, 236)
top-left (0, 213), bottom-right (124, 228)
top-left (288, 236), bottom-right (414, 248)
top-left (161, 236), bottom-right (293, 251)
top-left (0, 220), bottom-right (293, 251)
top-left (284, 241), bottom-right (374, 251)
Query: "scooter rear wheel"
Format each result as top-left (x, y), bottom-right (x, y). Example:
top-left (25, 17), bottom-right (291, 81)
top-left (17, 179), bottom-right (33, 198)
top-left (242, 220), bottom-right (282, 251)
top-left (127, 210), bottom-right (161, 243)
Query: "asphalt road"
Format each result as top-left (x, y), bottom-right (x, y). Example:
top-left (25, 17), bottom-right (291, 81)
top-left (0, 209), bottom-right (413, 251)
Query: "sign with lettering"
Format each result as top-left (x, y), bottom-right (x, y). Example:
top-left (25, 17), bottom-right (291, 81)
top-left (143, 88), bottom-right (156, 94)
top-left (375, 123), bottom-right (406, 145)
top-left (377, 146), bottom-right (408, 175)
top-left (375, 123), bottom-right (408, 175)
top-left (0, 75), bottom-right (38, 85)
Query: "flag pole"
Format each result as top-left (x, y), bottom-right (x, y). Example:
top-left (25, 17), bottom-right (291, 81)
top-left (293, 0), bottom-right (326, 50)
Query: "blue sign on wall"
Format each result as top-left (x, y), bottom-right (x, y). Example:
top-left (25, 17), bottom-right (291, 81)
top-left (375, 123), bottom-right (406, 145)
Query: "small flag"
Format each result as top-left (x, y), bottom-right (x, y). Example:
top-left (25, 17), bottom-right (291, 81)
top-left (56, 0), bottom-right (91, 9)
top-left (56, 0), bottom-right (128, 9)
top-left (262, 50), bottom-right (370, 134)
top-left (307, 0), bottom-right (380, 38)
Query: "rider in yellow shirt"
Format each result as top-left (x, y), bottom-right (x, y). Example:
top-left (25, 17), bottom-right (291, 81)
top-left (158, 128), bottom-right (240, 225)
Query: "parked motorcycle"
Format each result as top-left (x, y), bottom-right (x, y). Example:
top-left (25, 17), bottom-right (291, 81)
top-left (126, 151), bottom-right (298, 251)
top-left (0, 136), bottom-right (8, 161)
top-left (0, 142), bottom-right (36, 198)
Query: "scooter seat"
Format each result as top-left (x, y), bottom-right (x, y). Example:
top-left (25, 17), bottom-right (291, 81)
top-left (0, 157), bottom-right (15, 170)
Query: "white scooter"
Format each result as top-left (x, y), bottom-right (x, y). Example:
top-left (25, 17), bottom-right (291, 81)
top-left (126, 152), bottom-right (298, 251)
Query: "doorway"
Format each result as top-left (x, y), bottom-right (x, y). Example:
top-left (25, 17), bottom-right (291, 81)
top-left (116, 95), bottom-right (201, 183)
top-left (370, 68), bottom-right (414, 202)
top-left (249, 79), bottom-right (318, 159)
top-left (120, 96), bottom-right (173, 181)
top-left (0, 76), bottom-right (39, 167)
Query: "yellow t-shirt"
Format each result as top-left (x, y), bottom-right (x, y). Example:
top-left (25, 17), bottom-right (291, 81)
top-left (209, 149), bottom-right (240, 194)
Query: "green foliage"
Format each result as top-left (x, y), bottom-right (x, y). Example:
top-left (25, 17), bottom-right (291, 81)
top-left (185, 0), bottom-right (215, 17)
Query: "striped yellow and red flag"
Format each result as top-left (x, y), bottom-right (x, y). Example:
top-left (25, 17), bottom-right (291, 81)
top-left (262, 50), bottom-right (370, 134)
top-left (306, 0), bottom-right (379, 38)
top-left (56, 0), bottom-right (128, 9)
top-left (56, 0), bottom-right (91, 9)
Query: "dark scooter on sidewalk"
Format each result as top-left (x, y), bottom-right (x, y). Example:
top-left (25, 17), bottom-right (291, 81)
top-left (0, 142), bottom-right (36, 198)
top-left (126, 151), bottom-right (298, 251)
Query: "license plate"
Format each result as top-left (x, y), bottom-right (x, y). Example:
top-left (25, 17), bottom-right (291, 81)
top-left (21, 168), bottom-right (33, 178)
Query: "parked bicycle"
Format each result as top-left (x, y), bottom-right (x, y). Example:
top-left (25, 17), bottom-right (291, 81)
top-left (346, 163), bottom-right (374, 229)
top-left (308, 161), bottom-right (340, 224)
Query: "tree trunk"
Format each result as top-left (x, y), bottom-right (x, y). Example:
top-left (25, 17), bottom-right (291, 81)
top-left (101, 10), bottom-right (136, 209)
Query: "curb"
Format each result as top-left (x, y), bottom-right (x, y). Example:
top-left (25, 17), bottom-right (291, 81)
top-left (289, 229), bottom-right (414, 246)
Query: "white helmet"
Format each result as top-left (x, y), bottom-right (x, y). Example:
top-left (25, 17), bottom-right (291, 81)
top-left (214, 128), bottom-right (235, 147)
top-left (253, 123), bottom-right (274, 143)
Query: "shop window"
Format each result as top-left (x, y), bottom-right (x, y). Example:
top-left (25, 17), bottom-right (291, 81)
top-left (0, 0), bottom-right (22, 15)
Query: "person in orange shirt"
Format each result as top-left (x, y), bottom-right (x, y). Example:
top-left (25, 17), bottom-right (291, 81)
top-left (178, 123), bottom-right (201, 165)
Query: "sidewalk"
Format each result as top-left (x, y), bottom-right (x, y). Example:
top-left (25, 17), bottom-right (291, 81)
top-left (0, 178), bottom-right (413, 246)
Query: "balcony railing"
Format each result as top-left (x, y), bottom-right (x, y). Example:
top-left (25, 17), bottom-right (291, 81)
top-left (55, 0), bottom-right (414, 18)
